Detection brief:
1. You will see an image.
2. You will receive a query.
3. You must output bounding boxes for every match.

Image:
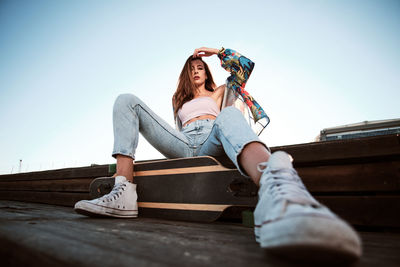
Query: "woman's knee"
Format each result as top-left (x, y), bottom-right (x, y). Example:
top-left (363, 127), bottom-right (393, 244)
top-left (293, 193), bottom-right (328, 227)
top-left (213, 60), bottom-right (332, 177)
top-left (114, 93), bottom-right (141, 110)
top-left (215, 106), bottom-right (251, 133)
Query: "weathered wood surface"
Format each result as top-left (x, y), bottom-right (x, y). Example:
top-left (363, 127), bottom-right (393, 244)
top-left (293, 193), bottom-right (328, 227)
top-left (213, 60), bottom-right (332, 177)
top-left (0, 178), bottom-right (93, 191)
top-left (0, 191), bottom-right (90, 207)
top-left (0, 201), bottom-right (399, 267)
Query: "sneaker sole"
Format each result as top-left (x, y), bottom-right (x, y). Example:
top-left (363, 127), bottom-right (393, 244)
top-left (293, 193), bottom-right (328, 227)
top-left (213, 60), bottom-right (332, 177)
top-left (74, 201), bottom-right (138, 218)
top-left (257, 215), bottom-right (362, 263)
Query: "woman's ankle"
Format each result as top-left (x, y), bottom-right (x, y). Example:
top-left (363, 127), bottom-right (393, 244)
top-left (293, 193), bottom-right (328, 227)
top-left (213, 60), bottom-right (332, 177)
top-left (115, 154), bottom-right (134, 181)
top-left (113, 173), bottom-right (133, 181)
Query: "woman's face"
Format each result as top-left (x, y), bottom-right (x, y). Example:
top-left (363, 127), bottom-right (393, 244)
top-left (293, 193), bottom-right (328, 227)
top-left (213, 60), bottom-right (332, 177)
top-left (190, 59), bottom-right (207, 87)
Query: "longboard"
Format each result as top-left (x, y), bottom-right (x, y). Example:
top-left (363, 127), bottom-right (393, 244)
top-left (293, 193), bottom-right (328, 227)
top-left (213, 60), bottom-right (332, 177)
top-left (89, 156), bottom-right (258, 222)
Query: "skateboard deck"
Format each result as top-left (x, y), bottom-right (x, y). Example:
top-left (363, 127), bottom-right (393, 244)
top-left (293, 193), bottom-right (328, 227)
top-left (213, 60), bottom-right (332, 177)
top-left (90, 156), bottom-right (258, 222)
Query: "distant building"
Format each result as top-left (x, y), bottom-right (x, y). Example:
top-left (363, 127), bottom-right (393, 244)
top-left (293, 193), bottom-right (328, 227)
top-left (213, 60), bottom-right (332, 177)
top-left (318, 118), bottom-right (400, 141)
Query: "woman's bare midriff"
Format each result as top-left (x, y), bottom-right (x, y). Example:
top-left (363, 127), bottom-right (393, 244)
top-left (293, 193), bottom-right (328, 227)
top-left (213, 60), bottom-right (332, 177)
top-left (183, 115), bottom-right (216, 127)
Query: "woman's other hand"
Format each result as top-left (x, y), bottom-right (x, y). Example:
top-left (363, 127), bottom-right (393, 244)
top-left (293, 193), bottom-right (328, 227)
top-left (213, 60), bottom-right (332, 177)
top-left (193, 47), bottom-right (220, 58)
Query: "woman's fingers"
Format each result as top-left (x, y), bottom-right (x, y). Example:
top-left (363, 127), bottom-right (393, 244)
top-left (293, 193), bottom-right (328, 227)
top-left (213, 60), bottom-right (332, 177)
top-left (193, 47), bottom-right (214, 58)
top-left (193, 49), bottom-right (205, 58)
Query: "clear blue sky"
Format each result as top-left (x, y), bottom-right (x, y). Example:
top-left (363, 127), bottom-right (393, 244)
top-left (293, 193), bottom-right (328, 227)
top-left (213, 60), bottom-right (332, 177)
top-left (1, 0), bottom-right (399, 174)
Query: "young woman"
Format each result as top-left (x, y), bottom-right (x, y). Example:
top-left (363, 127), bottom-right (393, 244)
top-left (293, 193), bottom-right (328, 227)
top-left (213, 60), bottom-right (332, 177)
top-left (74, 47), bottom-right (361, 260)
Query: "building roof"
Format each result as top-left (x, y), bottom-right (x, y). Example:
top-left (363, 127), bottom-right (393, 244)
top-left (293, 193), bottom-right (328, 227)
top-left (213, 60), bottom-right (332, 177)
top-left (320, 118), bottom-right (400, 135)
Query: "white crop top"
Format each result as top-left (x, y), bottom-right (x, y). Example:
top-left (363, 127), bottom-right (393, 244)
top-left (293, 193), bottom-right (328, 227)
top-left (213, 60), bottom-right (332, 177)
top-left (178, 97), bottom-right (220, 125)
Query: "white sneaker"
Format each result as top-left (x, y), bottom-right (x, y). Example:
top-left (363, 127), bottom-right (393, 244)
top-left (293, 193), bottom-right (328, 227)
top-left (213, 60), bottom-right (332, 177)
top-left (254, 151), bottom-right (362, 262)
top-left (74, 176), bottom-right (138, 218)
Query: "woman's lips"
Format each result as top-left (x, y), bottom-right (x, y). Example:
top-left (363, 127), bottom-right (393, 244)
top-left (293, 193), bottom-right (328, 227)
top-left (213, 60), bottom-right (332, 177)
top-left (194, 76), bottom-right (200, 80)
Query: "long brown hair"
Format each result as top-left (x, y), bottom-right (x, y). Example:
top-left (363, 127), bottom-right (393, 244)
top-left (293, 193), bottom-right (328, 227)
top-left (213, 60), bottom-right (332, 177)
top-left (172, 55), bottom-right (216, 119)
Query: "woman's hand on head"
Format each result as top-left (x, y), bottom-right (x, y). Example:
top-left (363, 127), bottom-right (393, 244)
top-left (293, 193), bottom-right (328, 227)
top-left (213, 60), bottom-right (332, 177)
top-left (193, 47), bottom-right (220, 58)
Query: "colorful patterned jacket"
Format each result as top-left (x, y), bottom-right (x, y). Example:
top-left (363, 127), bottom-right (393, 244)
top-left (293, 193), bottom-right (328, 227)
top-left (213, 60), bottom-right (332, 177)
top-left (175, 48), bottom-right (270, 135)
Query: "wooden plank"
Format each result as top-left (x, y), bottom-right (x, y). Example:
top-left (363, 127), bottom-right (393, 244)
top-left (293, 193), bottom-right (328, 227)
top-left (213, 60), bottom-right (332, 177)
top-left (316, 195), bottom-right (400, 228)
top-left (0, 191), bottom-right (90, 207)
top-left (299, 160), bottom-right (400, 192)
top-left (272, 134), bottom-right (400, 165)
top-left (0, 165), bottom-right (109, 181)
top-left (0, 178), bottom-right (93, 192)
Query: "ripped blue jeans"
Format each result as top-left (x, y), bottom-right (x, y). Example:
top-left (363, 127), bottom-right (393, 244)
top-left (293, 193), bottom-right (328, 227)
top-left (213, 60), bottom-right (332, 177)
top-left (112, 94), bottom-right (266, 176)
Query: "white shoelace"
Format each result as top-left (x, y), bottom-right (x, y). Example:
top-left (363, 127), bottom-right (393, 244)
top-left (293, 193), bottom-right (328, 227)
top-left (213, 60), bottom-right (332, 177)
top-left (257, 162), bottom-right (319, 206)
top-left (100, 182), bottom-right (127, 202)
